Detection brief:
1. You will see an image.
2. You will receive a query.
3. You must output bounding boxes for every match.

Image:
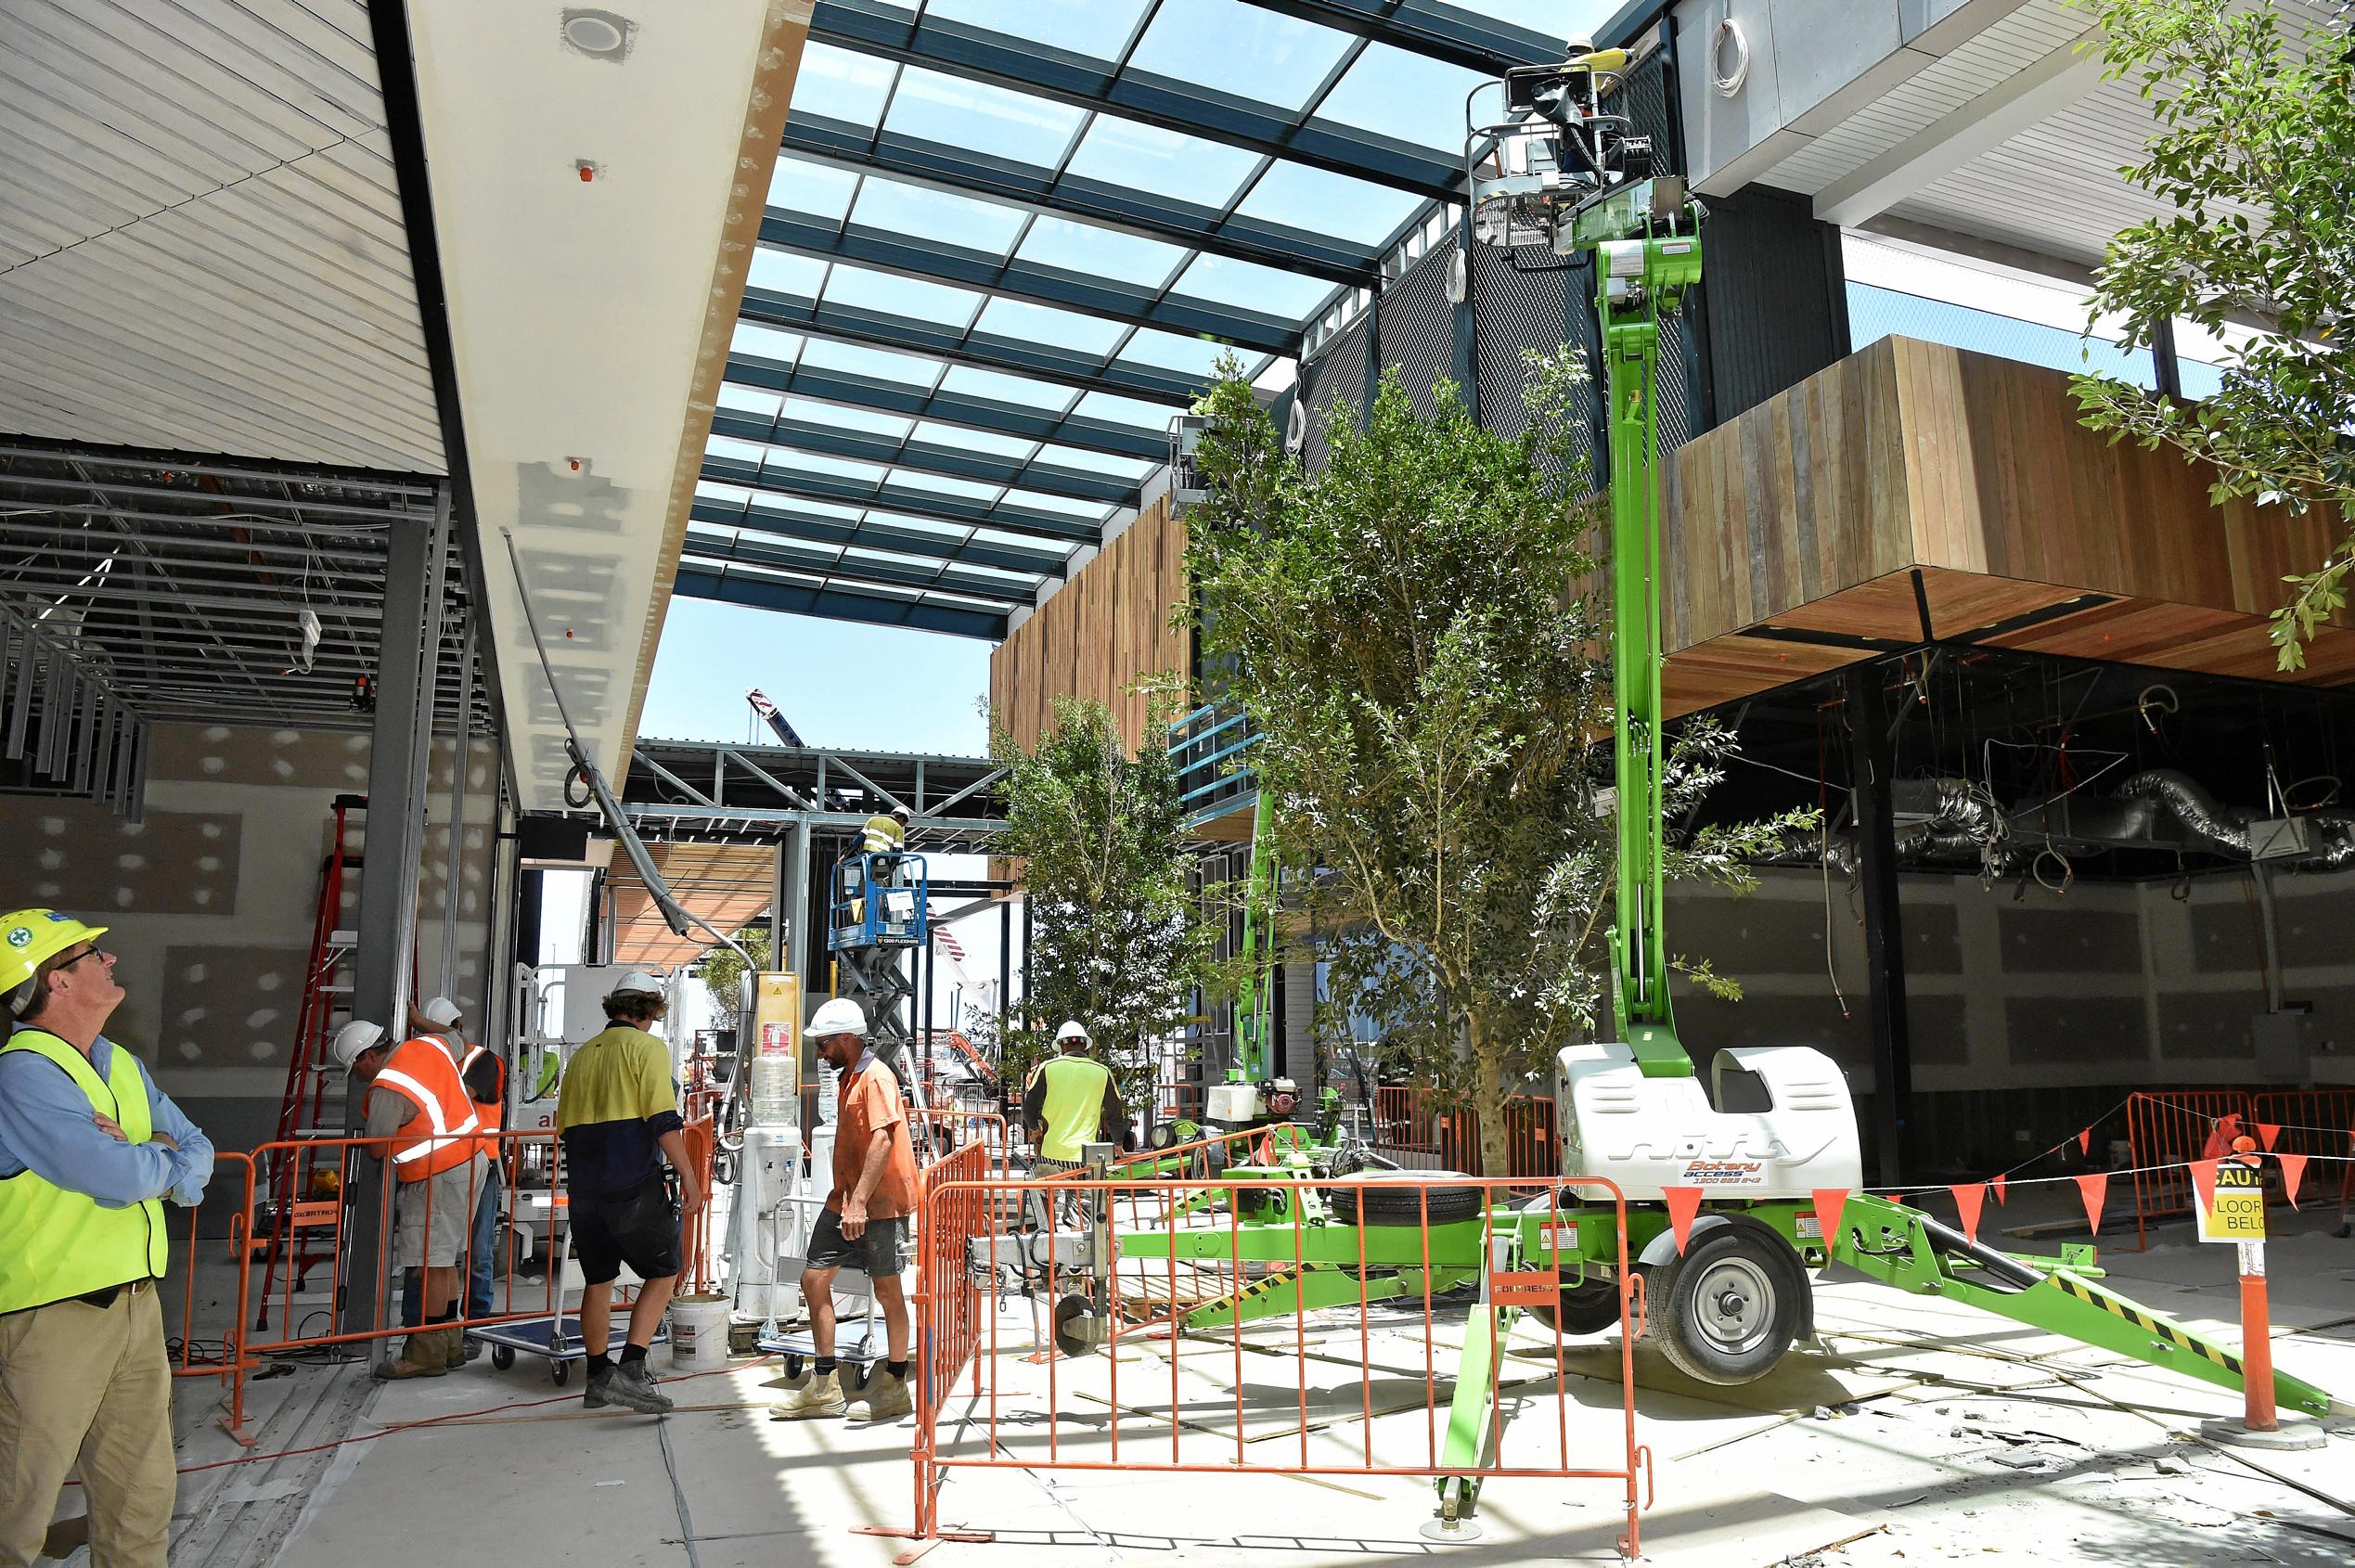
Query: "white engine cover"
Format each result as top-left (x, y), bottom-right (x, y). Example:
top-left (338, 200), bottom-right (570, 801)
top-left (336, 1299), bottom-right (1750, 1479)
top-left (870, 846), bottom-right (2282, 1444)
top-left (1205, 1083), bottom-right (1261, 1125)
top-left (1557, 1043), bottom-right (1862, 1202)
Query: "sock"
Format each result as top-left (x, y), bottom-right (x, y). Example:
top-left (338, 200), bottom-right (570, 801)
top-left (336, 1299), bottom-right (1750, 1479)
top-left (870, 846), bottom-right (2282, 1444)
top-left (586, 1351), bottom-right (613, 1374)
top-left (620, 1343), bottom-right (648, 1368)
top-left (885, 1359), bottom-right (910, 1382)
top-left (813, 1356), bottom-right (838, 1376)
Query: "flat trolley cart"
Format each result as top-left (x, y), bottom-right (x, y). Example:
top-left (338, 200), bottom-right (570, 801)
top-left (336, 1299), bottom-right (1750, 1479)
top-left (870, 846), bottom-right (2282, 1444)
top-left (754, 1312), bottom-right (887, 1389)
top-left (468, 1311), bottom-right (668, 1387)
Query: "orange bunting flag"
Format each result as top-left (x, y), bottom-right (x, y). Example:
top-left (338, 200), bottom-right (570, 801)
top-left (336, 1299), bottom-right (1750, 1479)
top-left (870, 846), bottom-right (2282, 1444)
top-left (2188, 1157), bottom-right (2221, 1222)
top-left (2278, 1152), bottom-right (2309, 1210)
top-left (1989, 1173), bottom-right (2008, 1205)
top-left (2256, 1123), bottom-right (2283, 1152)
top-left (1951, 1183), bottom-right (1986, 1245)
top-left (1811, 1189), bottom-right (1852, 1252)
top-left (1662, 1186), bottom-right (1705, 1253)
top-left (2074, 1172), bottom-right (2109, 1235)
top-left (2077, 1127), bottom-right (2092, 1156)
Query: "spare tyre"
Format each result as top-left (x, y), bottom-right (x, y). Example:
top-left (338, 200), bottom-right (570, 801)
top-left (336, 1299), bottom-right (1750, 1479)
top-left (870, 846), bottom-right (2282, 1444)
top-left (1323, 1171), bottom-right (1484, 1227)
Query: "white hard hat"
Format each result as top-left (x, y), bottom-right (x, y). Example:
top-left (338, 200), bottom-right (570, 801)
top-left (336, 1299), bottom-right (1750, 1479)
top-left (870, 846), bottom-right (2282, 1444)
top-left (1055, 1020), bottom-right (1090, 1043)
top-left (804, 996), bottom-right (869, 1039)
top-left (610, 970), bottom-right (664, 997)
top-left (418, 995), bottom-right (462, 1027)
top-left (331, 1020), bottom-right (387, 1073)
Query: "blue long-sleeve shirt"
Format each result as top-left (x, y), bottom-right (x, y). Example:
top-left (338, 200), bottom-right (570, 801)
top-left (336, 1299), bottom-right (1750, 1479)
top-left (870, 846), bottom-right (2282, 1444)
top-left (0, 1033), bottom-right (213, 1209)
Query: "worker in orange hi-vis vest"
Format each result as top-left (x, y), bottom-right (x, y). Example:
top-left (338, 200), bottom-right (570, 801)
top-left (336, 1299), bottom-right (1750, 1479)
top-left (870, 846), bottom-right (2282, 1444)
top-left (334, 1012), bottom-right (487, 1381)
top-left (392, 996), bottom-right (507, 1362)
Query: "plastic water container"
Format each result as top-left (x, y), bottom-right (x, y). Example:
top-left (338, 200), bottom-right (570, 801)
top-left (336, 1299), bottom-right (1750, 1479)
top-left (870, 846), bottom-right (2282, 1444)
top-left (751, 1054), bottom-right (795, 1127)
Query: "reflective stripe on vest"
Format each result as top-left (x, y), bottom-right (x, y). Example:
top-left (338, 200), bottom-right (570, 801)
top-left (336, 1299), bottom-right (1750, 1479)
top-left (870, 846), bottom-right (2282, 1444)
top-left (1036, 1054), bottom-right (1113, 1163)
top-left (376, 1038), bottom-right (481, 1180)
top-left (0, 1030), bottom-right (170, 1315)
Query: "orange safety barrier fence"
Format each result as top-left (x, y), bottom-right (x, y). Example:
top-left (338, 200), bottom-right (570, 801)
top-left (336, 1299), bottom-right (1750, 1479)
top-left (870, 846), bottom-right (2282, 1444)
top-left (859, 1167), bottom-right (1648, 1564)
top-left (2125, 1087), bottom-right (2355, 1248)
top-left (1369, 1086), bottom-right (1561, 1183)
top-left (169, 1151), bottom-right (258, 1443)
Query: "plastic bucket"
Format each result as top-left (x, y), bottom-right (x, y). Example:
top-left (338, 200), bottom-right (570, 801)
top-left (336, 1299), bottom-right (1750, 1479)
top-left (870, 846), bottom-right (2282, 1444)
top-left (668, 1292), bottom-right (731, 1370)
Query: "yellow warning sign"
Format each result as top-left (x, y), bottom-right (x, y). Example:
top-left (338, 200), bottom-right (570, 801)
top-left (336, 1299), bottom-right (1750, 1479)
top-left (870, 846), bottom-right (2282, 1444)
top-left (2197, 1160), bottom-right (2266, 1243)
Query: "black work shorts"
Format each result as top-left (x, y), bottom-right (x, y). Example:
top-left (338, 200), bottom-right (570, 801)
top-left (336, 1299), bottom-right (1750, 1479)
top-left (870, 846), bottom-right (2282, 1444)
top-left (571, 1174), bottom-right (681, 1286)
top-left (806, 1206), bottom-right (909, 1279)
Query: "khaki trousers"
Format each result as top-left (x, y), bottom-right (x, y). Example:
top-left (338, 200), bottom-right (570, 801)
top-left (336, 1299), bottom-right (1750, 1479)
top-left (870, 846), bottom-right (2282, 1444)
top-left (0, 1285), bottom-right (174, 1568)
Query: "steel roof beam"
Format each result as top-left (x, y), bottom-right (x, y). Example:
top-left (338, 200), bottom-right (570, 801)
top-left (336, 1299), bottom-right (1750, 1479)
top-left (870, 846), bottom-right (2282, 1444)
top-left (690, 457), bottom-right (1114, 545)
top-left (673, 565), bottom-right (1007, 640)
top-left (724, 353), bottom-right (1166, 462)
top-left (688, 498), bottom-right (1071, 577)
top-left (1231, 0), bottom-right (1567, 73)
top-left (681, 535), bottom-right (1038, 606)
top-left (810, 2), bottom-right (1466, 200)
top-left (758, 209), bottom-right (1304, 353)
top-left (740, 289), bottom-right (1222, 404)
top-left (0, 441), bottom-right (440, 497)
top-left (0, 472), bottom-right (428, 524)
top-left (706, 410), bottom-right (1140, 506)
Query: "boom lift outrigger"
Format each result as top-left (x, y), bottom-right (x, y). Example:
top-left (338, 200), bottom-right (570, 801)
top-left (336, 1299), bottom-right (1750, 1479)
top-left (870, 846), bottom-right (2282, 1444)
top-left (978, 40), bottom-right (2344, 1553)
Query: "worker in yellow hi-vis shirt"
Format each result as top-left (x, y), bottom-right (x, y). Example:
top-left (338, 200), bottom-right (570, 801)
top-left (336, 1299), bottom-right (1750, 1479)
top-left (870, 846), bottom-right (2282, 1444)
top-left (1021, 1021), bottom-right (1131, 1233)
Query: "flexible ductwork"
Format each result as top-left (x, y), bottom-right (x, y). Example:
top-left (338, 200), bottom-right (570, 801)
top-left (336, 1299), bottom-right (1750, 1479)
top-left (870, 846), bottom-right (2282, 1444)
top-left (1750, 769), bottom-right (2355, 872)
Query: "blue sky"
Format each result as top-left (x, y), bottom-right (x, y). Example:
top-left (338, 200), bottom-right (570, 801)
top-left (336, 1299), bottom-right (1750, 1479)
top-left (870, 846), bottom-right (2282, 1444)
top-left (638, 598), bottom-right (995, 755)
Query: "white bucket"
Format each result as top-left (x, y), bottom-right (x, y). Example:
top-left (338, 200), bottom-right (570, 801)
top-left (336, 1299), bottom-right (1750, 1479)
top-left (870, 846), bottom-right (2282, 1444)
top-left (667, 1293), bottom-right (731, 1370)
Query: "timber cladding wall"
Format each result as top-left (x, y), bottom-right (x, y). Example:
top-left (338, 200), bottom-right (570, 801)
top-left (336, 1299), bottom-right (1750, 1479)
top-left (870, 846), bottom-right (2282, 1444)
top-left (1661, 336), bottom-right (2354, 713)
top-left (987, 495), bottom-right (1189, 754)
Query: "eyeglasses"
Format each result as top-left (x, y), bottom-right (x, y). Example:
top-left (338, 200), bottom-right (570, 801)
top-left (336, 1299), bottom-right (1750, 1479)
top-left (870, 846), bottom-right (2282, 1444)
top-left (53, 945), bottom-right (108, 972)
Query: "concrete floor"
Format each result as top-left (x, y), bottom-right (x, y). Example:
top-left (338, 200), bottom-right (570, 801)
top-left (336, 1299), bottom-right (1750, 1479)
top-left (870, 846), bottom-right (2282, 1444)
top-left (41, 1198), bottom-right (2355, 1568)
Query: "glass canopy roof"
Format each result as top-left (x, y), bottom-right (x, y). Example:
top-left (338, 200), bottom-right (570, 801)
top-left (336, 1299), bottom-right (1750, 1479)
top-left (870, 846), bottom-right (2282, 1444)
top-left (681, 0), bottom-right (1618, 639)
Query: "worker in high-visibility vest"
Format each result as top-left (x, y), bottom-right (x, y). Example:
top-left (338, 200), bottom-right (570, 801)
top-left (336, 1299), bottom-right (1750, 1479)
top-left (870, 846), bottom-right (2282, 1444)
top-left (334, 1009), bottom-right (487, 1381)
top-left (860, 807), bottom-right (909, 855)
top-left (0, 908), bottom-right (213, 1568)
top-left (391, 996), bottom-right (507, 1361)
top-left (1021, 1021), bottom-right (1133, 1233)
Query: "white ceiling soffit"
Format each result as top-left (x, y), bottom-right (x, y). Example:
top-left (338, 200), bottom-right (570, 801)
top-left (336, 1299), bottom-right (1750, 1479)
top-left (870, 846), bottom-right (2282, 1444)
top-left (0, 0), bottom-right (443, 470)
top-left (405, 0), bottom-right (807, 812)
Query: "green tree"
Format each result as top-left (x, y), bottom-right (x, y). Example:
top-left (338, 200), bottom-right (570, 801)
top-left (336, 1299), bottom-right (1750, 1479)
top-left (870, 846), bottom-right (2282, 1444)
top-left (695, 924), bottom-right (771, 1014)
top-left (988, 693), bottom-right (1216, 1110)
top-left (1187, 359), bottom-right (1808, 1176)
top-left (2069, 0), bottom-right (2354, 667)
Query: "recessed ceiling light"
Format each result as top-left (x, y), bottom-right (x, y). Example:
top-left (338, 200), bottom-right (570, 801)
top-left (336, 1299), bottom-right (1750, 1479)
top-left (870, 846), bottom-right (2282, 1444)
top-left (560, 8), bottom-right (632, 60)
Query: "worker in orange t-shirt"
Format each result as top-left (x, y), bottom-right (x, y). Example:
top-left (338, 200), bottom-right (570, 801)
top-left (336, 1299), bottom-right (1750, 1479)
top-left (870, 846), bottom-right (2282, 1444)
top-left (771, 998), bottom-right (918, 1422)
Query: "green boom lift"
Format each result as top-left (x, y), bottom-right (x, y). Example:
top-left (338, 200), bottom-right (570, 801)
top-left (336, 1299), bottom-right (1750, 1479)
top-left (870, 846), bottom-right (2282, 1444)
top-left (983, 41), bottom-right (2345, 1554)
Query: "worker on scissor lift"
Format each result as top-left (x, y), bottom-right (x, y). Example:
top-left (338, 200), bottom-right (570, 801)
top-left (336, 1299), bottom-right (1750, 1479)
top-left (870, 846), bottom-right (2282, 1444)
top-left (1022, 1021), bottom-right (1132, 1233)
top-left (860, 806), bottom-right (909, 856)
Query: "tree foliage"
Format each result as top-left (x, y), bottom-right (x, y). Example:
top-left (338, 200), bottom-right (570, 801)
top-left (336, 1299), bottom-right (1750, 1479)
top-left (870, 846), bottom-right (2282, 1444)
top-left (695, 924), bottom-right (771, 1017)
top-left (2069, 0), bottom-right (2355, 667)
top-left (986, 693), bottom-right (1215, 1103)
top-left (1187, 358), bottom-right (1810, 1175)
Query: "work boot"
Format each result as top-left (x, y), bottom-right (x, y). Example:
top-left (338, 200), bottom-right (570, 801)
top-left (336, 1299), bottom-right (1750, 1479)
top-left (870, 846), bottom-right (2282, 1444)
top-left (375, 1327), bottom-right (449, 1380)
top-left (601, 1358), bottom-right (675, 1415)
top-left (859, 1368), bottom-right (913, 1421)
top-left (584, 1361), bottom-right (612, 1409)
top-left (769, 1369), bottom-right (845, 1420)
top-left (445, 1328), bottom-right (470, 1370)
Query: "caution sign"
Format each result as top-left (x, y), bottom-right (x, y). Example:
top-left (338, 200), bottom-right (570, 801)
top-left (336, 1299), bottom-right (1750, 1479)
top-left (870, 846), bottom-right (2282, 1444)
top-left (2197, 1160), bottom-right (2266, 1243)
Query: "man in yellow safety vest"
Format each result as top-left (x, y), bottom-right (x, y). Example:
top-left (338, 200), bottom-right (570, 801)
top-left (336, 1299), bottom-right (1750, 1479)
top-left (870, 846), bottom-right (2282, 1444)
top-left (1021, 1021), bottom-right (1132, 1233)
top-left (0, 908), bottom-right (213, 1568)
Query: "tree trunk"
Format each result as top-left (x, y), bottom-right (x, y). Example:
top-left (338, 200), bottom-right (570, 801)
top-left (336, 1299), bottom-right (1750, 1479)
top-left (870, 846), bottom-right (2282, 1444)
top-left (1466, 1010), bottom-right (1512, 1182)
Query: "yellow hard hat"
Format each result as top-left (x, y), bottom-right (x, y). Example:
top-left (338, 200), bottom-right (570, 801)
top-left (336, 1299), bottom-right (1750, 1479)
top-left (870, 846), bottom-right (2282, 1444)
top-left (0, 908), bottom-right (109, 999)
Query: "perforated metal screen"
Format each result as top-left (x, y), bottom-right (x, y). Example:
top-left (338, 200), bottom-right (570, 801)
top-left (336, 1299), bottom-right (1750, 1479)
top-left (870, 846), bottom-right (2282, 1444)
top-left (1382, 242), bottom-right (1458, 418)
top-left (1298, 316), bottom-right (1369, 473)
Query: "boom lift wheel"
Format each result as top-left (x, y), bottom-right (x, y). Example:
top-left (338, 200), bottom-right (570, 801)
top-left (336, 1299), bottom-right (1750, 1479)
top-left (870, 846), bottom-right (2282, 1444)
top-left (1647, 1222), bottom-right (1807, 1384)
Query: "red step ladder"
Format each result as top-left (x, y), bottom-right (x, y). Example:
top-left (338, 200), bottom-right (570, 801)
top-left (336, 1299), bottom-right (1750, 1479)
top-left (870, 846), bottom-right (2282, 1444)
top-left (255, 796), bottom-right (367, 1323)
